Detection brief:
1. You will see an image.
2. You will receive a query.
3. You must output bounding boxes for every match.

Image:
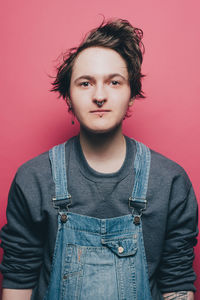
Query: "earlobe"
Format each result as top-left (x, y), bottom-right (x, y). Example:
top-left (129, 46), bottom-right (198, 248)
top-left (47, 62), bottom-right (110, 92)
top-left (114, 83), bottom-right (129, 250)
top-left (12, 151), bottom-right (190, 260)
top-left (128, 97), bottom-right (135, 107)
top-left (66, 97), bottom-right (73, 110)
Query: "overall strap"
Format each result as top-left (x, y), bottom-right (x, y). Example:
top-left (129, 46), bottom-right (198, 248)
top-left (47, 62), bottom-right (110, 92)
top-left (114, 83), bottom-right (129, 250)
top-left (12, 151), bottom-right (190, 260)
top-left (49, 142), bottom-right (71, 210)
top-left (129, 140), bottom-right (151, 224)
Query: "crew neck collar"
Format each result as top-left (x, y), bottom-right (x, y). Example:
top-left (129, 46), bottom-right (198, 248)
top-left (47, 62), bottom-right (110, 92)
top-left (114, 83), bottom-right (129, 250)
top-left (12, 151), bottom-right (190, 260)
top-left (73, 135), bottom-right (136, 182)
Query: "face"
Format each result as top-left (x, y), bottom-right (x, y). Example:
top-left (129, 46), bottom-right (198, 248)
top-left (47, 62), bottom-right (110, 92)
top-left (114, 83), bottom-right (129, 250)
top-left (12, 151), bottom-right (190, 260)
top-left (69, 47), bottom-right (133, 134)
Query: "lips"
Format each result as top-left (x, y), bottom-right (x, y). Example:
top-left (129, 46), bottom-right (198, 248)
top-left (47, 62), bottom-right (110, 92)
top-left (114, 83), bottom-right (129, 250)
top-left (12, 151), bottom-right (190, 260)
top-left (90, 110), bottom-right (111, 113)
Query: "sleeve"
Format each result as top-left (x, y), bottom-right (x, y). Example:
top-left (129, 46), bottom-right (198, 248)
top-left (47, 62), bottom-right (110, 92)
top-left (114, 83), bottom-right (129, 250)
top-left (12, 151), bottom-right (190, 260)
top-left (158, 174), bottom-right (198, 293)
top-left (0, 173), bottom-right (44, 289)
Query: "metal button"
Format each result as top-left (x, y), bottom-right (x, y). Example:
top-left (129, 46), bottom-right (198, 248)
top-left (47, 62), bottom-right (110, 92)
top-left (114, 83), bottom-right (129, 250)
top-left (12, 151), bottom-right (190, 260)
top-left (118, 246), bottom-right (124, 254)
top-left (134, 215), bottom-right (140, 225)
top-left (60, 214), bottom-right (67, 223)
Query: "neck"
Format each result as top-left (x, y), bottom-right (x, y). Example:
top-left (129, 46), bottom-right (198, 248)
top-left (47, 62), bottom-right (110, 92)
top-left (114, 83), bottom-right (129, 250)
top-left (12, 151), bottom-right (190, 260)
top-left (79, 125), bottom-right (126, 173)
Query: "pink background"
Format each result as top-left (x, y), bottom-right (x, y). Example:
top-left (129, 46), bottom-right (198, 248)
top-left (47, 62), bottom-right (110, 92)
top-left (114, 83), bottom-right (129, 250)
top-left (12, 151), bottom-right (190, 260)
top-left (0, 0), bottom-right (199, 297)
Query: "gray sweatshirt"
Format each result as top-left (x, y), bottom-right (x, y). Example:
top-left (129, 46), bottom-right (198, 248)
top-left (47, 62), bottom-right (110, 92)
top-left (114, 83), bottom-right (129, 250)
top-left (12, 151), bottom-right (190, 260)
top-left (0, 135), bottom-right (198, 300)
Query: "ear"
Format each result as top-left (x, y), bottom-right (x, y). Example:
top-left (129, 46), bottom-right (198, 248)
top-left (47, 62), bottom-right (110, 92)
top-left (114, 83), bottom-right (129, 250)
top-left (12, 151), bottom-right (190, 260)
top-left (66, 97), bottom-right (72, 109)
top-left (128, 97), bottom-right (135, 107)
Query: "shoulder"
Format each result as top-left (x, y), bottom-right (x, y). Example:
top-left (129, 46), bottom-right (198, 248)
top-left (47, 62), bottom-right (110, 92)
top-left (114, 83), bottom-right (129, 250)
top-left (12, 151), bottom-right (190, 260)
top-left (149, 147), bottom-right (191, 190)
top-left (7, 146), bottom-right (52, 207)
top-left (128, 137), bottom-right (192, 192)
top-left (15, 150), bottom-right (51, 188)
top-left (15, 136), bottom-right (77, 188)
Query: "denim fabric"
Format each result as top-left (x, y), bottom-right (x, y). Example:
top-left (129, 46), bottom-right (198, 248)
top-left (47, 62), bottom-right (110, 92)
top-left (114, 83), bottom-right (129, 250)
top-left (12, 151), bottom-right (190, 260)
top-left (44, 140), bottom-right (152, 300)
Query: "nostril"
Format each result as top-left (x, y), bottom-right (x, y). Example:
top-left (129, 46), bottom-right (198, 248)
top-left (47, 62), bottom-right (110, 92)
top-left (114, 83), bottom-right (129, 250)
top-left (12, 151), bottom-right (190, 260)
top-left (95, 100), bottom-right (106, 107)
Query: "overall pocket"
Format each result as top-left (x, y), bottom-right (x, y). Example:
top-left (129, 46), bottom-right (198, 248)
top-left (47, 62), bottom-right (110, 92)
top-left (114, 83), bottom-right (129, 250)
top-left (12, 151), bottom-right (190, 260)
top-left (63, 244), bottom-right (83, 278)
top-left (101, 234), bottom-right (138, 257)
top-left (61, 244), bottom-right (84, 300)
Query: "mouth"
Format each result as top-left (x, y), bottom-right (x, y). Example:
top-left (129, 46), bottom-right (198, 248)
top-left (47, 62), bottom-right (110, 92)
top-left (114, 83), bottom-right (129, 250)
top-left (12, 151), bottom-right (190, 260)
top-left (90, 110), bottom-right (111, 114)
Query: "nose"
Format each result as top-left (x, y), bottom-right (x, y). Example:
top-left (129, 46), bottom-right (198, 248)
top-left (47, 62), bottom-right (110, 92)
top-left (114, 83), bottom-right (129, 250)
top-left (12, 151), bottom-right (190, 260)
top-left (92, 84), bottom-right (107, 107)
top-left (94, 100), bottom-right (106, 107)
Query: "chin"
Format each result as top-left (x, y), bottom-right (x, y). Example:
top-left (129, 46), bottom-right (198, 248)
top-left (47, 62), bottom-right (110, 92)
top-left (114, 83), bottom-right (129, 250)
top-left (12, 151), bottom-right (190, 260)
top-left (82, 123), bottom-right (122, 135)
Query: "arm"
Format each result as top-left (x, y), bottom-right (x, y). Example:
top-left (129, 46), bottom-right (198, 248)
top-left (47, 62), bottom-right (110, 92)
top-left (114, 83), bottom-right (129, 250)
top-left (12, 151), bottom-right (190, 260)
top-left (2, 289), bottom-right (32, 300)
top-left (0, 173), bottom-right (44, 291)
top-left (162, 291), bottom-right (194, 299)
top-left (158, 174), bottom-right (198, 294)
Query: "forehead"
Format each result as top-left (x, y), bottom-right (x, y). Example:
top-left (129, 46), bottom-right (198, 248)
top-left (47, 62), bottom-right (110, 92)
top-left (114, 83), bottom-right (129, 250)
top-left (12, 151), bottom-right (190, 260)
top-left (71, 47), bottom-right (128, 78)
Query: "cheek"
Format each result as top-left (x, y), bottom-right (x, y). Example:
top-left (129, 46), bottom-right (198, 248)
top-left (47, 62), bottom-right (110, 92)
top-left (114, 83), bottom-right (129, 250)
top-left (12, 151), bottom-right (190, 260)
top-left (70, 87), bottom-right (91, 102)
top-left (113, 95), bottom-right (131, 112)
top-left (70, 91), bottom-right (87, 111)
top-left (71, 98), bottom-right (91, 121)
top-left (72, 102), bottom-right (85, 116)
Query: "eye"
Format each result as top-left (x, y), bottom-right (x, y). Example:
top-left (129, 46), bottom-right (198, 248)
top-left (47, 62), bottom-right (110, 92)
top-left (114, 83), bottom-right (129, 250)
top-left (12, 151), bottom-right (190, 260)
top-left (80, 81), bottom-right (90, 87)
top-left (111, 80), bottom-right (120, 86)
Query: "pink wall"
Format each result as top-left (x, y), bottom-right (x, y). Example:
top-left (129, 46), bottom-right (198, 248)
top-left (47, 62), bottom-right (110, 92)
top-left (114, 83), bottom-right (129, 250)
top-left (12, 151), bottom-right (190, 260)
top-left (0, 0), bottom-right (199, 297)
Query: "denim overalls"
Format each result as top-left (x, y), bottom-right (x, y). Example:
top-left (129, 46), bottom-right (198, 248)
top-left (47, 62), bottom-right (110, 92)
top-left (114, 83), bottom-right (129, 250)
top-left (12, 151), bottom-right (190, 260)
top-left (44, 140), bottom-right (152, 300)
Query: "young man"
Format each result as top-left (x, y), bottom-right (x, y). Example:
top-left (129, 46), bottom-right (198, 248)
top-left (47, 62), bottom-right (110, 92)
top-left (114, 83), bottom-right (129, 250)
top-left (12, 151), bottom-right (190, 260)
top-left (1, 18), bottom-right (198, 300)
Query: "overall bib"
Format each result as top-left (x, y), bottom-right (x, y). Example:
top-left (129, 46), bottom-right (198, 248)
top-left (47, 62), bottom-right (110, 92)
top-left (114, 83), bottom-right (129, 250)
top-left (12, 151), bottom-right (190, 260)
top-left (44, 140), bottom-right (152, 300)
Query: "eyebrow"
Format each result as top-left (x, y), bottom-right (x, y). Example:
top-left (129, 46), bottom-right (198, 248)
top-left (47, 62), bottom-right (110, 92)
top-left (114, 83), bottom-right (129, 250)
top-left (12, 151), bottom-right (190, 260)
top-left (74, 73), bottom-right (127, 84)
